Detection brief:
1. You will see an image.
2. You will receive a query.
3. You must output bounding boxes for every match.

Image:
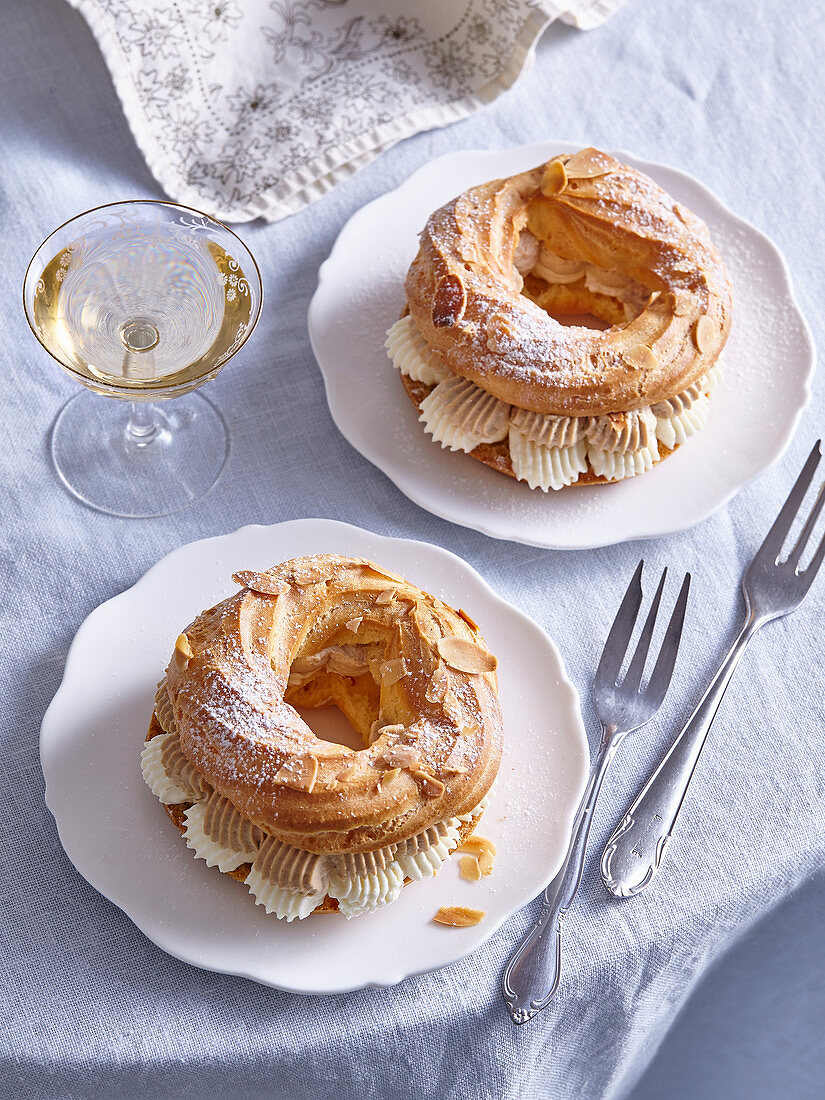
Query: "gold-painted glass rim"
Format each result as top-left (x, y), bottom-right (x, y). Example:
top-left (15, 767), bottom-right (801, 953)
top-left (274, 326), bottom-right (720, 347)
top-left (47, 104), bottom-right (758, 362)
top-left (22, 198), bottom-right (265, 387)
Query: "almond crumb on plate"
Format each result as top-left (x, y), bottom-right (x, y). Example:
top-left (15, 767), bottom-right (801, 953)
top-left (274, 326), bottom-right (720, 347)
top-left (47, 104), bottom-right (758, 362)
top-left (456, 835), bottom-right (496, 875)
top-left (459, 855), bottom-right (481, 881)
top-left (433, 905), bottom-right (485, 927)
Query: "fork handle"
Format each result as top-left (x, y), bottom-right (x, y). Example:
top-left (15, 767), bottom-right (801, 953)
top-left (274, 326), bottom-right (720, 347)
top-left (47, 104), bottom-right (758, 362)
top-left (502, 727), bottom-right (624, 1023)
top-left (600, 615), bottom-right (760, 898)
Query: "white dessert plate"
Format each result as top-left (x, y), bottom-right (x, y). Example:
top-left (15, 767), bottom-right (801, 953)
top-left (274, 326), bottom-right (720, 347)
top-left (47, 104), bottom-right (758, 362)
top-left (308, 143), bottom-right (815, 549)
top-left (41, 519), bottom-right (589, 994)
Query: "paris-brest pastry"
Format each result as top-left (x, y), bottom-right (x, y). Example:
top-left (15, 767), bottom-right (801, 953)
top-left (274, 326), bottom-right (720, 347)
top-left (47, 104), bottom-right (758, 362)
top-left (386, 147), bottom-right (733, 490)
top-left (141, 555), bottom-right (502, 920)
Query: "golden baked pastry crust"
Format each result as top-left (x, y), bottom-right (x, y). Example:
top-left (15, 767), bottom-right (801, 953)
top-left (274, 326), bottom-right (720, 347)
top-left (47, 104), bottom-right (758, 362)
top-left (163, 555), bottom-right (502, 854)
top-left (404, 147), bottom-right (733, 418)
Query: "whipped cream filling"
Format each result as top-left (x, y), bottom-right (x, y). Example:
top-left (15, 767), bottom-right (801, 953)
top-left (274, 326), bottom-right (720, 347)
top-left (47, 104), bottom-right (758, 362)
top-left (329, 862), bottom-right (406, 919)
top-left (246, 879), bottom-right (328, 921)
top-left (588, 407), bottom-right (657, 454)
top-left (385, 316), bottom-right (450, 386)
top-left (418, 374), bottom-right (510, 453)
top-left (457, 791), bottom-right (490, 823)
top-left (393, 820), bottom-right (462, 882)
top-left (513, 230), bottom-right (541, 275)
top-left (532, 244), bottom-right (587, 285)
top-left (508, 430), bottom-right (588, 492)
top-left (288, 644), bottom-right (371, 688)
top-left (651, 378), bottom-right (707, 419)
top-left (246, 835), bottom-right (328, 921)
top-left (703, 364), bottom-right (724, 393)
top-left (142, 725), bottom-right (492, 922)
top-left (587, 443), bottom-right (659, 481)
top-left (140, 731), bottom-right (208, 804)
top-left (387, 315), bottom-right (723, 490)
top-left (184, 790), bottom-right (263, 873)
top-left (154, 679), bottom-right (177, 735)
top-left (515, 234), bottom-right (649, 318)
top-left (655, 394), bottom-right (710, 449)
top-left (509, 407), bottom-right (588, 449)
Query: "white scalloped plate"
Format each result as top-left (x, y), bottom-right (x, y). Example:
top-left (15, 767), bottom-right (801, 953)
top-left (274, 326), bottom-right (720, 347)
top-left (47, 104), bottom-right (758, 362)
top-left (308, 143), bottom-right (815, 549)
top-left (40, 519), bottom-right (588, 994)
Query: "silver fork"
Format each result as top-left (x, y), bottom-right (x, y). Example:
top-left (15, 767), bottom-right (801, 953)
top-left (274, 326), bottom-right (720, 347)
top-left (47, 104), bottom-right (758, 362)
top-left (601, 440), bottom-right (825, 899)
top-left (502, 562), bottom-right (691, 1024)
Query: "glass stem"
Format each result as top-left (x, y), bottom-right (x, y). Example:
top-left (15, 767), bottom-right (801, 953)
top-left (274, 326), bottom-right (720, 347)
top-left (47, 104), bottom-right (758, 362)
top-left (125, 402), bottom-right (162, 447)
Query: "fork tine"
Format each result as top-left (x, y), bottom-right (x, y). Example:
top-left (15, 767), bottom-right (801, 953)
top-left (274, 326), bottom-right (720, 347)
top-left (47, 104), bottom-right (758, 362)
top-left (642, 573), bottom-right (691, 709)
top-left (621, 567), bottom-right (668, 693)
top-left (757, 441), bottom-right (823, 562)
top-left (797, 524), bottom-right (825, 594)
top-left (786, 482), bottom-right (825, 571)
top-left (594, 560), bottom-right (644, 689)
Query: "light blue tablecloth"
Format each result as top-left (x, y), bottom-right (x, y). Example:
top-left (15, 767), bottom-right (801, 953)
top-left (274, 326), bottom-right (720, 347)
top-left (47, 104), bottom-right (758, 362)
top-left (2, 1), bottom-right (824, 1098)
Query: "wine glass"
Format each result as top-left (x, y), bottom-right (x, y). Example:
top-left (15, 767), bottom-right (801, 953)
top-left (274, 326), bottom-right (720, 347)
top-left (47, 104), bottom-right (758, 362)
top-left (23, 200), bottom-right (263, 517)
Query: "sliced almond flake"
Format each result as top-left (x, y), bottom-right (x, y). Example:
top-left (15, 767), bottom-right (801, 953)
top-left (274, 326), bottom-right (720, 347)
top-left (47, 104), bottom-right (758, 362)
top-left (432, 273), bottom-right (467, 328)
top-left (303, 755), bottom-right (319, 794)
top-left (433, 905), bottom-right (485, 927)
top-left (232, 570), bottom-right (287, 596)
top-left (425, 665), bottom-right (449, 703)
top-left (457, 608), bottom-right (480, 632)
top-left (671, 291), bottom-right (693, 317)
top-left (374, 589), bottom-right (396, 606)
top-left (564, 147), bottom-right (613, 179)
top-left (381, 744), bottom-right (420, 770)
top-left (622, 344), bottom-right (658, 371)
top-left (459, 856), bottom-right (481, 882)
top-left (361, 561), bottom-right (406, 584)
top-left (173, 633), bottom-right (193, 671)
top-left (370, 722), bottom-right (404, 745)
top-left (411, 769), bottom-right (446, 799)
top-left (457, 836), bottom-right (496, 876)
top-left (336, 765), bottom-right (358, 782)
top-left (444, 763), bottom-right (468, 776)
top-left (540, 159), bottom-right (567, 196)
top-left (694, 316), bottom-right (715, 352)
top-left (443, 753), bottom-right (469, 776)
top-left (477, 850), bottom-right (494, 876)
top-left (437, 636), bottom-right (498, 674)
top-left (443, 740), bottom-right (470, 774)
top-left (274, 754), bottom-right (319, 792)
top-left (380, 767), bottom-right (401, 788)
top-left (460, 724), bottom-right (479, 739)
top-left (345, 617), bottom-right (363, 633)
top-left (291, 564), bottom-right (335, 586)
top-left (380, 658), bottom-right (407, 686)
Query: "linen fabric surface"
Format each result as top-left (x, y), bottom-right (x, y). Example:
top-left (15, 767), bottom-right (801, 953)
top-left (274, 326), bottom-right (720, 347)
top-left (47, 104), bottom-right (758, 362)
top-left (2, 2), bottom-right (825, 1099)
top-left (64, 0), bottom-right (625, 222)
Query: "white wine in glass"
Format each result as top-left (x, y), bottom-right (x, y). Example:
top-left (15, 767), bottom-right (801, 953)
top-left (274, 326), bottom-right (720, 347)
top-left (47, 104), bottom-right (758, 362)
top-left (23, 200), bottom-right (263, 517)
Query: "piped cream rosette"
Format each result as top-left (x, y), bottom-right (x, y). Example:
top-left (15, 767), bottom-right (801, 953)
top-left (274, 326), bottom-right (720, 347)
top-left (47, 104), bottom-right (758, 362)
top-left (141, 555), bottom-right (502, 921)
top-left (387, 147), bottom-right (732, 491)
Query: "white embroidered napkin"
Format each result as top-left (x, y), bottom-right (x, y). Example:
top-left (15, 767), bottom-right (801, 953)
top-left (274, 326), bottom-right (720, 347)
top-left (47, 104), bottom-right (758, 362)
top-left (66, 0), bottom-right (627, 223)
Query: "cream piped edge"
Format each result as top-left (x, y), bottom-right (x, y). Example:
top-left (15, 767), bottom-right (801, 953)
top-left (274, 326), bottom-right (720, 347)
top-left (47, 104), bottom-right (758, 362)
top-left (385, 316), bottom-right (450, 385)
top-left (387, 315), bottom-right (723, 489)
top-left (183, 802), bottom-right (259, 873)
top-left (141, 733), bottom-right (198, 805)
top-left (142, 726), bottom-right (491, 921)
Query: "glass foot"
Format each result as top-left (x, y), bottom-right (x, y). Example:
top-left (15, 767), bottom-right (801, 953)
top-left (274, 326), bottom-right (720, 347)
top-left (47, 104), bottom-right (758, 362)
top-left (50, 390), bottom-right (229, 517)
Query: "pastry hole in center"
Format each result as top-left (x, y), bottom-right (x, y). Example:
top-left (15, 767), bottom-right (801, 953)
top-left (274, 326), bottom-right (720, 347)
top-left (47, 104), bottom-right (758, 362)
top-left (295, 705), bottom-right (364, 751)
